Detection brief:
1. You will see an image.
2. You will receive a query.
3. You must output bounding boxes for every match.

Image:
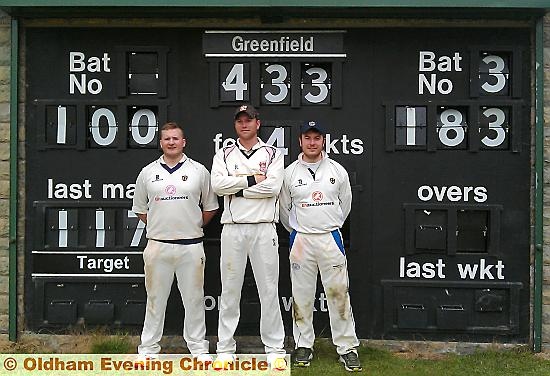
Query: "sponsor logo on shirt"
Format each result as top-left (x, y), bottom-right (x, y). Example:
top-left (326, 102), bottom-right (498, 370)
top-left (152, 185), bottom-right (189, 202)
top-left (155, 195), bottom-right (190, 202)
top-left (301, 201), bottom-right (335, 208)
top-left (300, 191), bottom-right (335, 207)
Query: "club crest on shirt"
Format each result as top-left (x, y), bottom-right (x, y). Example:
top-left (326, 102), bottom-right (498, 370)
top-left (165, 185), bottom-right (176, 195)
top-left (182, 175), bottom-right (188, 181)
top-left (312, 191), bottom-right (323, 202)
top-left (330, 178), bottom-right (335, 184)
top-left (259, 161), bottom-right (267, 173)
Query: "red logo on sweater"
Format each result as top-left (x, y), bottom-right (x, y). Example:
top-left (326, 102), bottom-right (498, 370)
top-left (165, 185), bottom-right (176, 195)
top-left (312, 191), bottom-right (323, 202)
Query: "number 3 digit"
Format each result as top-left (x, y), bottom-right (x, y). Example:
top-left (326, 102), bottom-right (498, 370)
top-left (481, 55), bottom-right (507, 94)
top-left (304, 67), bottom-right (329, 104)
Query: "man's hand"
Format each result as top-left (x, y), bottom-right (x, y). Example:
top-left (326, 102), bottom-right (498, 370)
top-left (137, 213), bottom-right (147, 224)
top-left (254, 174), bottom-right (267, 183)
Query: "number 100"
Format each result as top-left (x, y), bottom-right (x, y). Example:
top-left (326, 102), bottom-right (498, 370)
top-left (45, 104), bottom-right (161, 148)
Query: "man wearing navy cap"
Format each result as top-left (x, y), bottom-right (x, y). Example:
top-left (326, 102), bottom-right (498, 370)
top-left (279, 121), bottom-right (362, 372)
top-left (211, 104), bottom-right (286, 366)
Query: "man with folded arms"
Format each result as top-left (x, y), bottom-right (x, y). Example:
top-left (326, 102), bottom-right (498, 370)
top-left (211, 104), bottom-right (286, 367)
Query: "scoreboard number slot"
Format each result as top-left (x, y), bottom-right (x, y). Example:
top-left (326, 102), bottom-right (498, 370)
top-left (220, 62), bottom-right (249, 102)
top-left (479, 53), bottom-right (510, 96)
top-left (301, 64), bottom-right (331, 105)
top-left (437, 107), bottom-right (467, 148)
top-left (480, 107), bottom-right (508, 149)
top-left (262, 63), bottom-right (290, 104)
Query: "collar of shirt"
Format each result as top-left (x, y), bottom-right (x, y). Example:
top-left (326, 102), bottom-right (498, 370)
top-left (237, 138), bottom-right (265, 153)
top-left (298, 150), bottom-right (327, 166)
top-left (302, 159), bottom-right (322, 172)
top-left (159, 154), bottom-right (187, 166)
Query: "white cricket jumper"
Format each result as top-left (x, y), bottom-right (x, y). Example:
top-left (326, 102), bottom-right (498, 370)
top-left (279, 152), bottom-right (360, 355)
top-left (211, 139), bottom-right (285, 355)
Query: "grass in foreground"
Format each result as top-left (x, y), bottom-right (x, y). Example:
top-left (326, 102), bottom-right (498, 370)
top-left (90, 335), bottom-right (133, 354)
top-left (291, 342), bottom-right (550, 376)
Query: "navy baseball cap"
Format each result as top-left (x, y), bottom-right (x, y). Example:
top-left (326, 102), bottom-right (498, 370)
top-left (300, 121), bottom-right (325, 135)
top-left (234, 104), bottom-right (259, 119)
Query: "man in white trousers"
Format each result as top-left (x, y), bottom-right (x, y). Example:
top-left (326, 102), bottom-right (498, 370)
top-left (279, 121), bottom-right (362, 372)
top-left (132, 122), bottom-right (218, 360)
top-left (211, 104), bottom-right (286, 365)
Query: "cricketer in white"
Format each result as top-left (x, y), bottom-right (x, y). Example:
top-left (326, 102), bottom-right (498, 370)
top-left (279, 121), bottom-right (362, 371)
top-left (132, 122), bottom-right (218, 357)
top-left (211, 105), bottom-right (286, 359)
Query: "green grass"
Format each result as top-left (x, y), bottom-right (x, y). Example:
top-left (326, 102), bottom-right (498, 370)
top-left (291, 342), bottom-right (550, 376)
top-left (89, 335), bottom-right (133, 354)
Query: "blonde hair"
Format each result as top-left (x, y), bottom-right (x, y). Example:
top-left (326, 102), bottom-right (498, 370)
top-left (160, 122), bottom-right (185, 138)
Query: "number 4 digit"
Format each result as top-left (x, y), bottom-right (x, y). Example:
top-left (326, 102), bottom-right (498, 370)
top-left (265, 127), bottom-right (288, 156)
top-left (222, 63), bottom-right (248, 101)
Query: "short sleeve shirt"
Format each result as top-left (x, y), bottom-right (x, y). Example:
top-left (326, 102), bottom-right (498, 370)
top-left (132, 155), bottom-right (219, 240)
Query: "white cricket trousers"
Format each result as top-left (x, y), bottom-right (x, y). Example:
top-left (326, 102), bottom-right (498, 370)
top-left (216, 223), bottom-right (285, 354)
top-left (289, 230), bottom-right (360, 355)
top-left (138, 240), bottom-right (209, 356)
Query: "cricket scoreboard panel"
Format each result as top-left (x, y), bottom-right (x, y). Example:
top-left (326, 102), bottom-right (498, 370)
top-left (25, 26), bottom-right (531, 342)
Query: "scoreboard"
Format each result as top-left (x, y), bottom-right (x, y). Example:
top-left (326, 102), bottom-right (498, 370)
top-left (203, 31), bottom-right (345, 108)
top-left (25, 26), bottom-right (531, 342)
